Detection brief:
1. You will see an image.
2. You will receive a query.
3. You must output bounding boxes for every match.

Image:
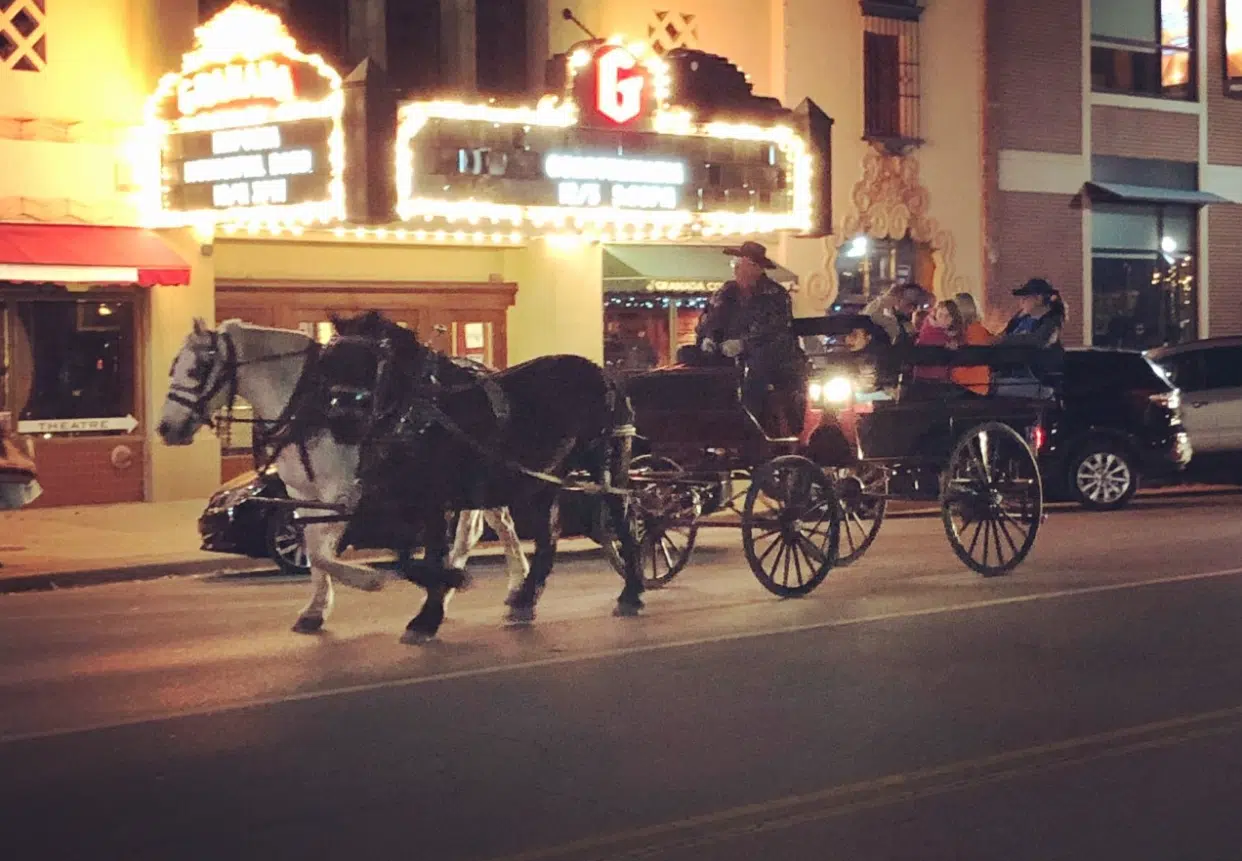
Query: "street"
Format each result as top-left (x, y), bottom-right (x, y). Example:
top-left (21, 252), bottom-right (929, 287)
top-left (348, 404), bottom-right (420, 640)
top-left (4, 494), bottom-right (1242, 860)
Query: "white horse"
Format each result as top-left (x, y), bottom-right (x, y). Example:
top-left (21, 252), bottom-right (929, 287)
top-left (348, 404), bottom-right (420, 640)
top-left (156, 318), bottom-right (528, 634)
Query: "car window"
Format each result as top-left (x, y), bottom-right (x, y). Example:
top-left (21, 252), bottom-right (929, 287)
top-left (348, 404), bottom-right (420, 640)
top-left (1064, 352), bottom-right (1169, 395)
top-left (1153, 351), bottom-right (1205, 392)
top-left (1200, 346), bottom-right (1242, 390)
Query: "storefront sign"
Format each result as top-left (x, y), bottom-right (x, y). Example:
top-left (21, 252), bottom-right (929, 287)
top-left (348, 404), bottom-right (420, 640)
top-left (396, 37), bottom-right (816, 238)
top-left (18, 415), bottom-right (138, 435)
top-left (544, 153), bottom-right (686, 210)
top-left (142, 2), bottom-right (345, 227)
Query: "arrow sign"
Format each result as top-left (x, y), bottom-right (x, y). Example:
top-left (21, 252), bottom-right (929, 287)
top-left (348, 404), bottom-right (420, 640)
top-left (17, 415), bottom-right (139, 435)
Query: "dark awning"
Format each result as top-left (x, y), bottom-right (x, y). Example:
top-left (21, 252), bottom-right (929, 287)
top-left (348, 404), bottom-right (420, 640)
top-left (1082, 181), bottom-right (1230, 206)
top-left (603, 244), bottom-right (798, 294)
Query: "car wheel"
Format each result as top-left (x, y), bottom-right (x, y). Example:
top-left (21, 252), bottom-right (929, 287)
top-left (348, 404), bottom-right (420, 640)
top-left (1068, 444), bottom-right (1137, 511)
top-left (265, 509), bottom-right (310, 576)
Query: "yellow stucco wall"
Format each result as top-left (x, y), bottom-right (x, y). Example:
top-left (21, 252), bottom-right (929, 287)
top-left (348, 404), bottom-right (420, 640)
top-left (212, 239), bottom-right (509, 284)
top-left (779, 0), bottom-right (987, 315)
top-left (547, 0), bottom-right (778, 98)
top-left (503, 238), bottom-right (603, 365)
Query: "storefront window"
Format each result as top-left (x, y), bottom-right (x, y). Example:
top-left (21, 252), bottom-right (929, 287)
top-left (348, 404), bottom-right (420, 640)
top-left (1226, 0), bottom-right (1242, 93)
top-left (834, 236), bottom-right (923, 308)
top-left (10, 299), bottom-right (137, 429)
top-left (1091, 204), bottom-right (1197, 349)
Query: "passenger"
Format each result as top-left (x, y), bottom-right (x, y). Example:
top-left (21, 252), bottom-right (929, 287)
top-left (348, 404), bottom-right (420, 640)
top-left (913, 299), bottom-right (964, 382)
top-left (952, 292), bottom-right (995, 394)
top-left (862, 284), bottom-right (927, 347)
top-left (696, 241), bottom-right (805, 426)
top-left (994, 278), bottom-right (1068, 398)
top-left (997, 278), bottom-right (1066, 349)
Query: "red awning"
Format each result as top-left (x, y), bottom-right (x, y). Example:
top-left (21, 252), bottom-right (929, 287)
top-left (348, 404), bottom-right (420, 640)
top-left (0, 224), bottom-right (192, 286)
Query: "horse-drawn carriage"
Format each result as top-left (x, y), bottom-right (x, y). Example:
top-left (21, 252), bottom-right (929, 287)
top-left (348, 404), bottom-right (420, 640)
top-left (158, 307), bottom-right (1051, 642)
top-left (606, 313), bottom-right (1050, 595)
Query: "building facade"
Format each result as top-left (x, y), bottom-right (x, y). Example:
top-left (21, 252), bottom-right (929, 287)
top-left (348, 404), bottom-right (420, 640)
top-left (0, 0), bottom-right (215, 507)
top-left (987, 0), bottom-right (1242, 349)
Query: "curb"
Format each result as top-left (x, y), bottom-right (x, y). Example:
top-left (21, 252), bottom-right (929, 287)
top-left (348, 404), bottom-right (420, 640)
top-left (3, 486), bottom-right (1238, 594)
top-left (0, 555), bottom-right (277, 594)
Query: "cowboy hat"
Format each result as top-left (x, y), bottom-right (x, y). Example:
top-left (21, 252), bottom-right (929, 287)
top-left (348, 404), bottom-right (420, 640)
top-left (723, 241), bottom-right (778, 269)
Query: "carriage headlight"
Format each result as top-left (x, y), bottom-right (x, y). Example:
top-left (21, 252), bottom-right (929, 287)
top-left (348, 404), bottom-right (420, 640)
top-left (809, 376), bottom-right (853, 405)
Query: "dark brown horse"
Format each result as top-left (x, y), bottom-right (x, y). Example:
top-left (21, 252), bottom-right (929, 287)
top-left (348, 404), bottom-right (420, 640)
top-left (292, 310), bottom-right (643, 642)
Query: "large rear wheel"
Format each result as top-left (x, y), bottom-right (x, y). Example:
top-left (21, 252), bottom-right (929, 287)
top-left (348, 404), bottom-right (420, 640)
top-left (941, 422), bottom-right (1043, 576)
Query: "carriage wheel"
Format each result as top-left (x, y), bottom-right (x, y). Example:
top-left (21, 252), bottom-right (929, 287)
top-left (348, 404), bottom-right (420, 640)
top-left (743, 455), bottom-right (841, 597)
top-left (940, 421), bottom-right (1043, 577)
top-left (834, 464), bottom-right (887, 567)
top-left (601, 455), bottom-right (699, 588)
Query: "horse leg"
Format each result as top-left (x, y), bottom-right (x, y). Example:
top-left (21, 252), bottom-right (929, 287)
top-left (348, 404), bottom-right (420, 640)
top-left (504, 492), bottom-right (559, 625)
top-left (293, 563), bottom-right (335, 634)
top-left (607, 492), bottom-right (645, 617)
top-left (484, 506), bottom-right (530, 601)
top-left (402, 514), bottom-right (454, 644)
top-left (302, 518), bottom-right (389, 594)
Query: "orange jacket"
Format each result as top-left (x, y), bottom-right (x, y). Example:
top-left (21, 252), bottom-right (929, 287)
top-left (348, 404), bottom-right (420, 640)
top-left (952, 322), bottom-right (994, 394)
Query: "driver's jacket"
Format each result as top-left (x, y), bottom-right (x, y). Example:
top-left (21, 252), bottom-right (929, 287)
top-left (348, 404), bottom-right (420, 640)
top-left (695, 276), bottom-right (803, 376)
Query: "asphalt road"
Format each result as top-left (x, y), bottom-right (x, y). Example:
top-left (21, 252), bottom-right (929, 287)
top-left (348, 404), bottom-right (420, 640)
top-left (4, 494), bottom-right (1242, 860)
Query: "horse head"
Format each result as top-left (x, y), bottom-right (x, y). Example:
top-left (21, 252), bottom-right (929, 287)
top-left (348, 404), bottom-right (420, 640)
top-left (318, 311), bottom-right (438, 424)
top-left (158, 317), bottom-right (236, 445)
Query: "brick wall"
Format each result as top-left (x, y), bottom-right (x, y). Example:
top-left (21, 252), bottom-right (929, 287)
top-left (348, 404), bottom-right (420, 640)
top-left (991, 191), bottom-right (1085, 347)
top-left (987, 0), bottom-right (1082, 154)
top-left (1091, 106), bottom-right (1199, 162)
top-left (1208, 205), bottom-right (1242, 336)
top-left (1206, 0), bottom-right (1242, 165)
top-left (24, 437), bottom-right (145, 507)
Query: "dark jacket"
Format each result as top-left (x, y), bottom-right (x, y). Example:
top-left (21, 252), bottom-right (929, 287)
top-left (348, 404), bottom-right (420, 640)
top-left (998, 299), bottom-right (1066, 348)
top-left (695, 276), bottom-right (803, 373)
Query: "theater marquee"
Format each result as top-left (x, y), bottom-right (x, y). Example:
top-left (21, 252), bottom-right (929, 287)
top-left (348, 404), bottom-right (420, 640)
top-left (395, 38), bottom-right (818, 240)
top-left (142, 1), bottom-right (345, 227)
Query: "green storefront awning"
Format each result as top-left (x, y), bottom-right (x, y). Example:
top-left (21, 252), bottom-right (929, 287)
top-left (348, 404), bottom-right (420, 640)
top-left (603, 244), bottom-right (798, 294)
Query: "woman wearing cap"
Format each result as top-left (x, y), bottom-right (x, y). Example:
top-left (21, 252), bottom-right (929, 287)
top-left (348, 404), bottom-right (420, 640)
top-left (993, 277), bottom-right (1067, 398)
top-left (997, 278), bottom-right (1066, 348)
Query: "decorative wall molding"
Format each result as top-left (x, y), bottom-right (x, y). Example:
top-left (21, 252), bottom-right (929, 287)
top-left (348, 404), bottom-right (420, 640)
top-left (0, 196), bottom-right (133, 224)
top-left (803, 143), bottom-right (966, 313)
top-left (0, 116), bottom-right (131, 144)
top-left (0, 0), bottom-right (47, 73)
top-left (647, 10), bottom-right (699, 55)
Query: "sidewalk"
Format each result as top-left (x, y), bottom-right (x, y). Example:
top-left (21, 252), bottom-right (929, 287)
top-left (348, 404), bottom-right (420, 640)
top-left (1, 483), bottom-right (1238, 593)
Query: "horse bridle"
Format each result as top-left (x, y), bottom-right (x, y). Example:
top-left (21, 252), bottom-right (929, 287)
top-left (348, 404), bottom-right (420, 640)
top-left (166, 329), bottom-right (239, 430)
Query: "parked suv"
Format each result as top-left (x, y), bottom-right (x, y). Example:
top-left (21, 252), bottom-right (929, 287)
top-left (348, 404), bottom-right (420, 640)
top-left (1039, 349), bottom-right (1190, 509)
top-left (1145, 338), bottom-right (1242, 479)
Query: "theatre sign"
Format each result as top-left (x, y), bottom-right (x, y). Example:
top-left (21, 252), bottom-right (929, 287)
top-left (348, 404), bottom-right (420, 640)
top-left (396, 38), bottom-right (825, 241)
top-left (142, 1), bottom-right (345, 227)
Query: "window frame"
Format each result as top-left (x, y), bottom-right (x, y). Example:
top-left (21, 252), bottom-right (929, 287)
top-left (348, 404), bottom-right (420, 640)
top-left (1090, 0), bottom-right (1197, 101)
top-left (1090, 202), bottom-right (1200, 349)
top-left (0, 287), bottom-right (145, 437)
top-left (1223, 0), bottom-right (1242, 95)
top-left (860, 1), bottom-right (923, 151)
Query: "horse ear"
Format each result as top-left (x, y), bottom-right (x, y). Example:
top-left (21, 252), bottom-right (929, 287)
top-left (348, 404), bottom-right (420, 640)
top-left (192, 316), bottom-right (207, 335)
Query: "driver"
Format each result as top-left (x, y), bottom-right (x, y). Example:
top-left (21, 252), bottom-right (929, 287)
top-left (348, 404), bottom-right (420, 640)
top-left (695, 241), bottom-right (805, 421)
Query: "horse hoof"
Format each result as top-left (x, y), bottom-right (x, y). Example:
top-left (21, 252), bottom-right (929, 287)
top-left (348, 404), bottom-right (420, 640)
top-left (504, 589), bottom-right (524, 608)
top-left (612, 601), bottom-right (643, 618)
top-left (400, 627), bottom-right (437, 645)
top-left (292, 615), bottom-right (324, 634)
top-left (504, 605), bottom-right (536, 625)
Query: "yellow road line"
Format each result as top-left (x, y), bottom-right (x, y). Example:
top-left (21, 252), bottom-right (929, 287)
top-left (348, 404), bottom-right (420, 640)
top-left (487, 704), bottom-right (1242, 861)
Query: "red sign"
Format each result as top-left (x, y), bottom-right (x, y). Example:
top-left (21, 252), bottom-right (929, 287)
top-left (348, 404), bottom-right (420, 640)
top-left (574, 44), bottom-right (651, 128)
top-left (594, 45), bottom-right (646, 125)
